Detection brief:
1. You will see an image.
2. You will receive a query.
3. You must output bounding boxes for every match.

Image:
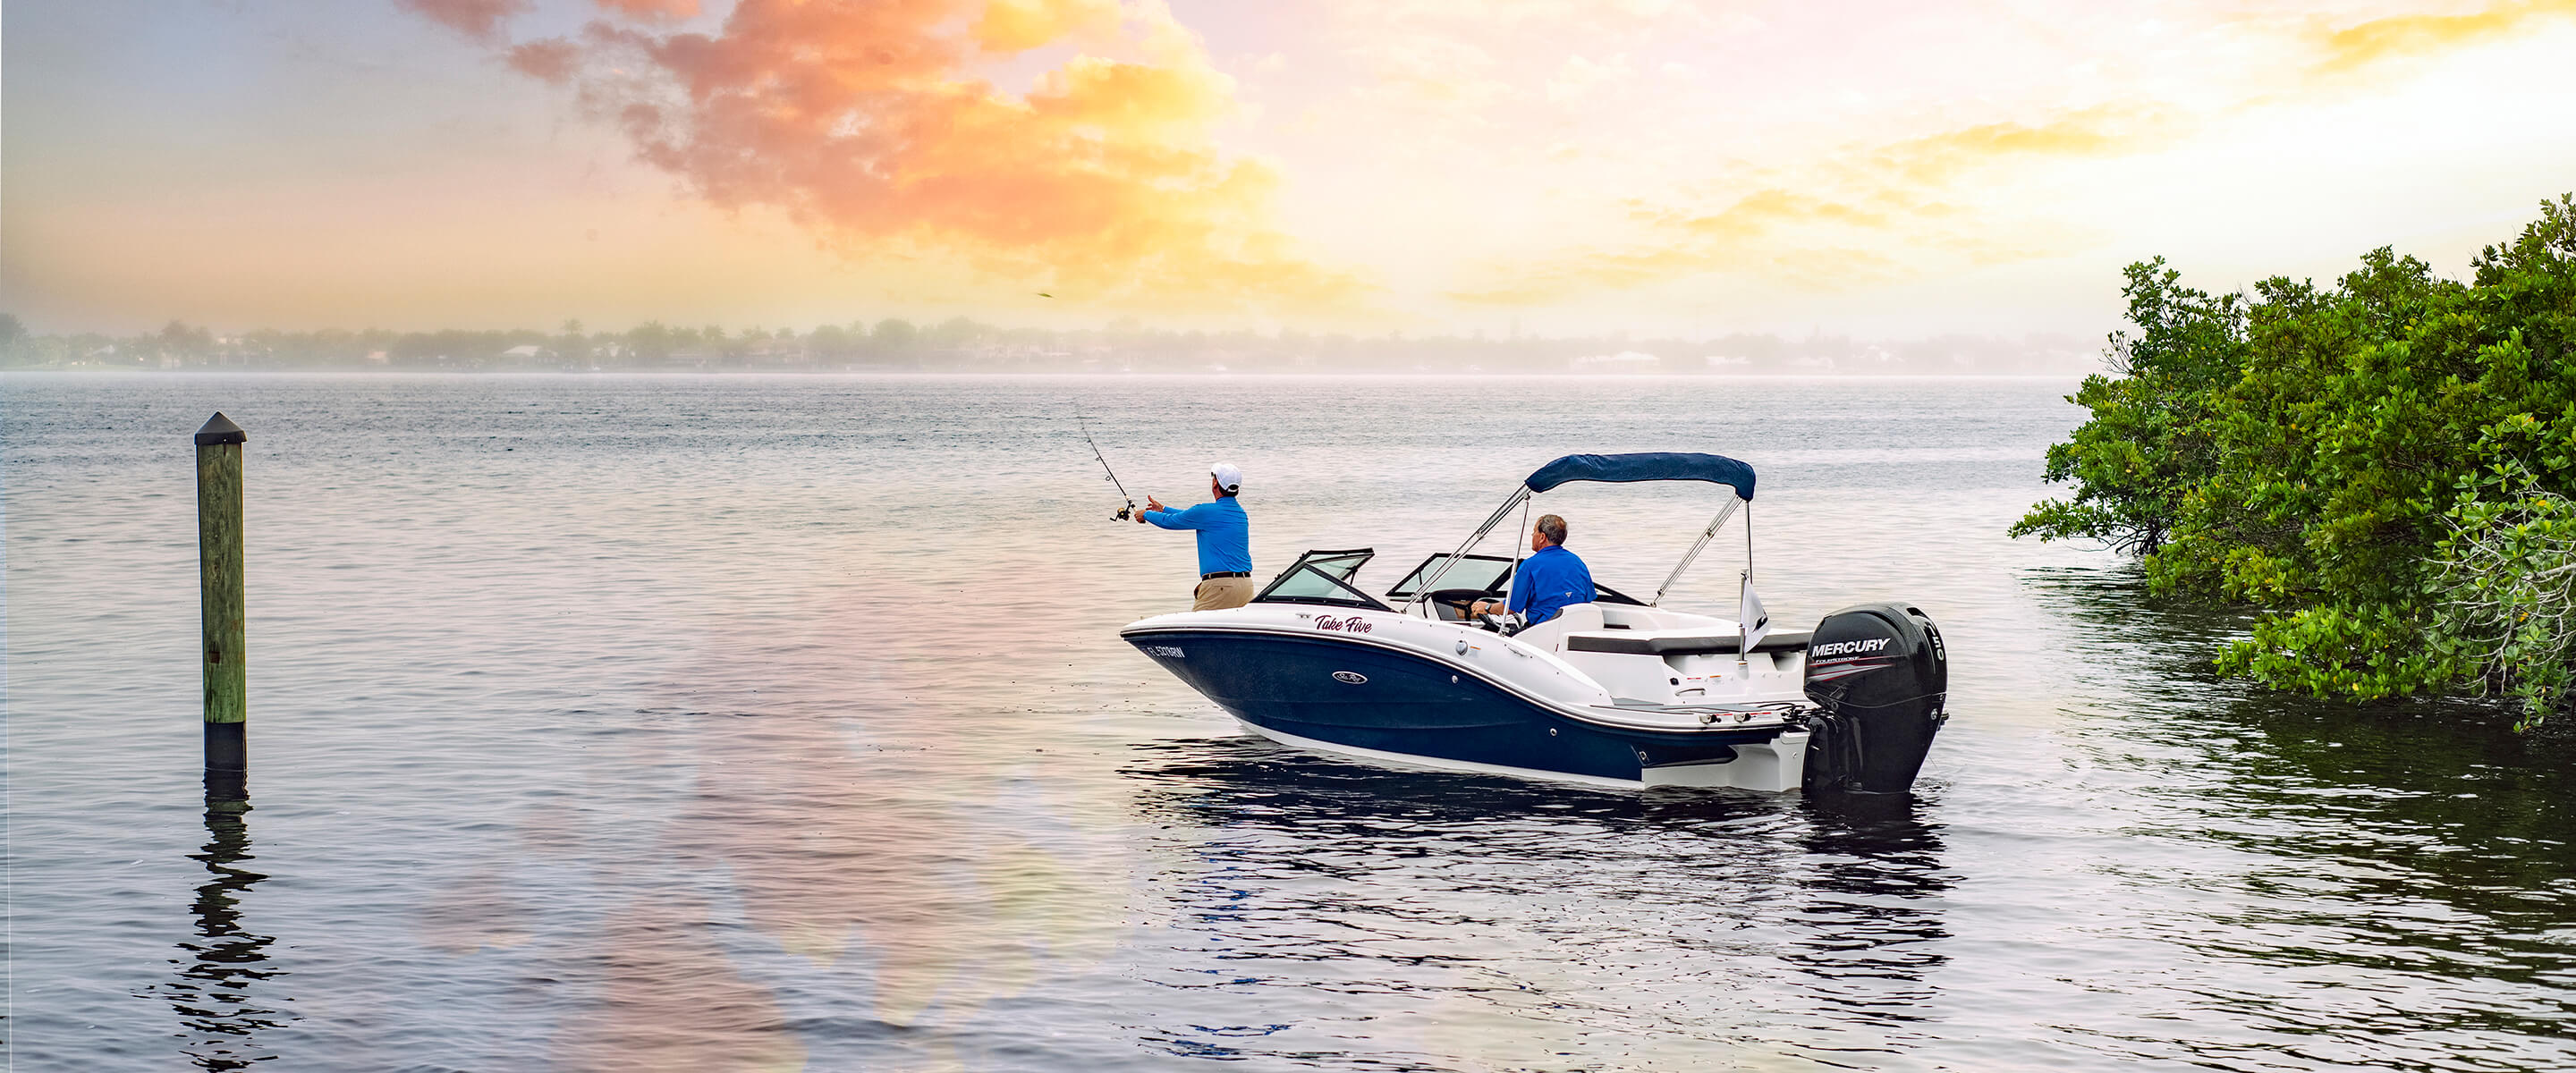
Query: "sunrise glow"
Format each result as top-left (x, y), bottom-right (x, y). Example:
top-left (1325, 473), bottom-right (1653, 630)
top-left (6, 0), bottom-right (2575, 336)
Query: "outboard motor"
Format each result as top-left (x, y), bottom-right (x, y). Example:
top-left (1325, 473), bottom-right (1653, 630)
top-left (1801, 603), bottom-right (1947, 794)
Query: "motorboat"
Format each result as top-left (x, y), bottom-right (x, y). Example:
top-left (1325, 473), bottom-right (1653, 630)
top-left (1121, 452), bottom-right (1948, 793)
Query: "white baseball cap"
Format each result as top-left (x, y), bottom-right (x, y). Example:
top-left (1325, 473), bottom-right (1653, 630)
top-left (1210, 461), bottom-right (1243, 493)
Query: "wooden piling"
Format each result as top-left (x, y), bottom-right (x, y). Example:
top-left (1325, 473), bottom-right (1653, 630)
top-left (196, 412), bottom-right (248, 789)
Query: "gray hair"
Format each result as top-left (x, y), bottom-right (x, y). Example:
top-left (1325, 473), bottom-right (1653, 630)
top-left (1536, 514), bottom-right (1568, 545)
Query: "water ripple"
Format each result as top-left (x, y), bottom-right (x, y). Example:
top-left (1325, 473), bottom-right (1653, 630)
top-left (5, 373), bottom-right (2572, 1071)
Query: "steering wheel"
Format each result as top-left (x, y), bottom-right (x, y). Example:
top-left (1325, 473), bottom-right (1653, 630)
top-left (1428, 588), bottom-right (1495, 623)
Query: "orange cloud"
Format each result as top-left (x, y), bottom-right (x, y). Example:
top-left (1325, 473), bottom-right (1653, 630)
top-left (2310, 0), bottom-right (2576, 74)
top-left (438, 0), bottom-right (1365, 314)
top-left (1447, 190), bottom-right (1893, 305)
top-left (1634, 189), bottom-right (1894, 239)
top-left (1440, 3), bottom-right (2573, 309)
top-left (399, 0), bottom-right (530, 43)
top-left (1452, 106), bottom-right (2165, 306)
top-left (975, 0), bottom-right (1120, 52)
top-left (1867, 106), bottom-right (2157, 184)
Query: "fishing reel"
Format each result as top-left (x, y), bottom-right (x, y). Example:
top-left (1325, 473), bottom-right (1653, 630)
top-left (1115, 503), bottom-right (1134, 521)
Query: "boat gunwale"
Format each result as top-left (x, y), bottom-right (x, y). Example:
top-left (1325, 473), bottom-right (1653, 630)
top-left (1120, 621), bottom-right (1804, 743)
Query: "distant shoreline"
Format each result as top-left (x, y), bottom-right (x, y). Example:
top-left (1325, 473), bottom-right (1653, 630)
top-left (2, 367), bottom-right (2090, 380)
top-left (0, 318), bottom-right (2104, 376)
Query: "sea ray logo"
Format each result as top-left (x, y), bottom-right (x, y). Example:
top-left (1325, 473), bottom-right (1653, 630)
top-left (1142, 645), bottom-right (1185, 659)
top-left (1331, 671), bottom-right (1368, 684)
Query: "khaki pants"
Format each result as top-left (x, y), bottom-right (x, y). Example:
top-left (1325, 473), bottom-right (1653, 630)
top-left (1192, 576), bottom-right (1256, 612)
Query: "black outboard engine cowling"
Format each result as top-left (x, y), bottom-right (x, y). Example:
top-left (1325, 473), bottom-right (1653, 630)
top-left (1801, 603), bottom-right (1948, 794)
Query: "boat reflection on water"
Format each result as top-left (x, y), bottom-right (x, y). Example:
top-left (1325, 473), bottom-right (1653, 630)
top-left (1120, 735), bottom-right (1953, 1066)
top-left (1782, 791), bottom-right (1953, 1030)
top-left (148, 794), bottom-right (294, 1071)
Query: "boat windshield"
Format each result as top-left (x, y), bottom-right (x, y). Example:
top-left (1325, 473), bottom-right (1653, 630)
top-left (1385, 553), bottom-right (1515, 598)
top-left (1253, 548), bottom-right (1390, 609)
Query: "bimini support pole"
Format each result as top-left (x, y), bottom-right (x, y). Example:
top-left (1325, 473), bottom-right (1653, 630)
top-left (1650, 494), bottom-right (1743, 607)
top-left (1740, 500), bottom-right (1756, 668)
top-left (1508, 495), bottom-right (1532, 589)
top-left (1404, 486), bottom-right (1531, 613)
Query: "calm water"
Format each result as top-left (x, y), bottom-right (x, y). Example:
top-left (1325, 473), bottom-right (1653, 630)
top-left (4, 373), bottom-right (2572, 1072)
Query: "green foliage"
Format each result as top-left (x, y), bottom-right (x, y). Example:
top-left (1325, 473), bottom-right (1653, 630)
top-left (2009, 258), bottom-right (2244, 556)
top-left (2021, 194), bottom-right (2576, 726)
top-left (2426, 480), bottom-right (2576, 731)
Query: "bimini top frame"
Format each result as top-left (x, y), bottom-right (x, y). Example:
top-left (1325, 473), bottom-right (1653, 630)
top-left (1402, 452), bottom-right (1759, 613)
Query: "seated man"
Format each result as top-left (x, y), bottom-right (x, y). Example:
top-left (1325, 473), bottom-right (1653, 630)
top-left (1471, 513), bottom-right (1595, 628)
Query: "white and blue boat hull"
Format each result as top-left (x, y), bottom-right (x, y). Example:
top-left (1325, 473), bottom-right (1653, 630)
top-left (1123, 608), bottom-right (1815, 790)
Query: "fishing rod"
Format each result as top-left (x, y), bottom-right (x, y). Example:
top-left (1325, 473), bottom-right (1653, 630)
top-left (1074, 411), bottom-right (1139, 521)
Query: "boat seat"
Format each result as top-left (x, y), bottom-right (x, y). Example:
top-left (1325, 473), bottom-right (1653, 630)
top-left (1507, 603), bottom-right (1603, 648)
top-left (1564, 629), bottom-right (1813, 656)
top-left (1544, 604), bottom-right (1606, 632)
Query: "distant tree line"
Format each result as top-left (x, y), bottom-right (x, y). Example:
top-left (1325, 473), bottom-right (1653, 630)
top-left (0, 310), bottom-right (2093, 376)
top-left (2014, 194), bottom-right (2576, 729)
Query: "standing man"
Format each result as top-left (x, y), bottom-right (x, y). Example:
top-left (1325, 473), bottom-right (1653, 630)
top-left (1140, 462), bottom-right (1254, 611)
top-left (1471, 514), bottom-right (1594, 627)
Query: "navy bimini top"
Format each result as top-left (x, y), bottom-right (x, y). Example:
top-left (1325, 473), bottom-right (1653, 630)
top-left (1507, 544), bottom-right (1595, 626)
top-left (1522, 452), bottom-right (1755, 500)
top-left (1145, 496), bottom-right (1252, 575)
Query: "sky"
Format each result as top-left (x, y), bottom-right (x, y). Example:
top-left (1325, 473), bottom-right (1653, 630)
top-left (4, 0), bottom-right (2574, 338)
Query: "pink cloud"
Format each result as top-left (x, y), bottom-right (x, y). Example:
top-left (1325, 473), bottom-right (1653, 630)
top-left (594, 0), bottom-right (699, 20)
top-left (505, 38), bottom-right (580, 82)
top-left (397, 0), bottom-right (531, 44)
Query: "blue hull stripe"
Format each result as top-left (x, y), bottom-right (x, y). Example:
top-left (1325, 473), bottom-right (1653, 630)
top-left (1125, 629), bottom-right (1774, 782)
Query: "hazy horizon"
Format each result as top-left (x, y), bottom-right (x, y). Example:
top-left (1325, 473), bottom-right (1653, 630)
top-left (0, 315), bottom-right (2106, 376)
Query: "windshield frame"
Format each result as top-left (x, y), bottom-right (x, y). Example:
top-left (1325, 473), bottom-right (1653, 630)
top-left (1592, 581), bottom-right (1647, 606)
top-left (1385, 553), bottom-right (1517, 599)
top-left (1252, 548), bottom-right (1392, 610)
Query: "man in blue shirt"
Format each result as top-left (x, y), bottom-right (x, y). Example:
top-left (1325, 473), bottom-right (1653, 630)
top-left (1472, 513), bottom-right (1595, 627)
top-left (1139, 461), bottom-right (1255, 611)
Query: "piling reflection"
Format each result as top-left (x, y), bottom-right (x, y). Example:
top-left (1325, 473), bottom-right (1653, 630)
top-left (154, 795), bottom-right (292, 1071)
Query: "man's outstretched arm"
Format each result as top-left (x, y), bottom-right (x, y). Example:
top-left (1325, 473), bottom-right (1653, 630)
top-left (1144, 501), bottom-right (1213, 529)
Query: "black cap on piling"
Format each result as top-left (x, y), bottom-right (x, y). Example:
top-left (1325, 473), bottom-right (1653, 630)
top-left (194, 412), bottom-right (247, 446)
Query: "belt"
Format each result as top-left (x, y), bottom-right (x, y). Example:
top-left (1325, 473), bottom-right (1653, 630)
top-left (1201, 570), bottom-right (1250, 580)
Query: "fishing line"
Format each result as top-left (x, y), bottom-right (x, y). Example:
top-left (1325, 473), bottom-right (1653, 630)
top-left (1073, 409), bottom-right (1138, 521)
